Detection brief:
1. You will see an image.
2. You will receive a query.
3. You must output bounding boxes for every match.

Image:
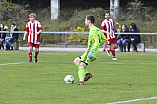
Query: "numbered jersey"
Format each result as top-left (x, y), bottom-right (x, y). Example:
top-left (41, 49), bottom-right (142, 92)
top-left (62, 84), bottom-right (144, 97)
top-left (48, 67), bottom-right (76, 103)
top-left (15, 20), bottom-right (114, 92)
top-left (101, 19), bottom-right (115, 40)
top-left (25, 20), bottom-right (43, 44)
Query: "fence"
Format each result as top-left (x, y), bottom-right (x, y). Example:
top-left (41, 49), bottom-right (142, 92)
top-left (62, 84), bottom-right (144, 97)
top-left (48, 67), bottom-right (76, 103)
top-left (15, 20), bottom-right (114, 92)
top-left (0, 31), bottom-right (157, 48)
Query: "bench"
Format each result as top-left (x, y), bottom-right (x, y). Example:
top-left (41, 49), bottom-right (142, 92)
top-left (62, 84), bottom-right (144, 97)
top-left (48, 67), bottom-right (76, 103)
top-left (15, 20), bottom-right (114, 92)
top-left (11, 40), bottom-right (23, 50)
top-left (135, 42), bottom-right (145, 52)
top-left (118, 41), bottom-right (148, 52)
top-left (65, 43), bottom-right (87, 47)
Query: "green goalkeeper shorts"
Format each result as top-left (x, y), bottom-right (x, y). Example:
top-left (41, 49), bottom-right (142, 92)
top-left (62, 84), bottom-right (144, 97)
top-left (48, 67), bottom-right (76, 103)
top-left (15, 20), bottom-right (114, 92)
top-left (79, 56), bottom-right (96, 65)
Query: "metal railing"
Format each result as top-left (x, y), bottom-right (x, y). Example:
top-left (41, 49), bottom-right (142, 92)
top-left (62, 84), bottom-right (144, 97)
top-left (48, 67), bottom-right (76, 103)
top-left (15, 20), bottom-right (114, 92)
top-left (0, 31), bottom-right (157, 35)
top-left (0, 31), bottom-right (157, 47)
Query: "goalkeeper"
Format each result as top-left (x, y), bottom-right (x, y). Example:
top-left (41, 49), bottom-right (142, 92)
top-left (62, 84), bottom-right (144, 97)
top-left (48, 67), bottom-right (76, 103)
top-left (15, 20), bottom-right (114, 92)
top-left (74, 14), bottom-right (107, 85)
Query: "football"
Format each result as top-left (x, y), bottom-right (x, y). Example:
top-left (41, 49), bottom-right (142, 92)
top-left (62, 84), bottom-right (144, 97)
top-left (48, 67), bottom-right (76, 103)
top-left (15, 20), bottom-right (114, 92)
top-left (64, 75), bottom-right (74, 84)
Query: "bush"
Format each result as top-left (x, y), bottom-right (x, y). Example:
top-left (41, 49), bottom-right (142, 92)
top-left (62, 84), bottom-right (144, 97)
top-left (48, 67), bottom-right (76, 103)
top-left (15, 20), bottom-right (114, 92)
top-left (67, 27), bottom-right (88, 43)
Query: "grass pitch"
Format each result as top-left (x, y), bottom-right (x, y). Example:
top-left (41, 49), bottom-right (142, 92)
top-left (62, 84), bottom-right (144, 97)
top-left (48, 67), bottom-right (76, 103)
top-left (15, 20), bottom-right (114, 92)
top-left (0, 50), bottom-right (157, 104)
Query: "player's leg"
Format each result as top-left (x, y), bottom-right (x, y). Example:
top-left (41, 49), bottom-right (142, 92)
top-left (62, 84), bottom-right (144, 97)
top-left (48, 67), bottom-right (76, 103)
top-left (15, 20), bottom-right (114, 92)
top-left (111, 43), bottom-right (117, 60)
top-left (74, 57), bottom-right (81, 69)
top-left (74, 57), bottom-right (89, 82)
top-left (34, 45), bottom-right (39, 62)
top-left (28, 46), bottom-right (33, 63)
top-left (83, 57), bottom-right (95, 82)
top-left (110, 38), bottom-right (118, 60)
top-left (75, 62), bottom-right (86, 85)
top-left (103, 41), bottom-right (107, 52)
top-left (74, 57), bottom-right (90, 74)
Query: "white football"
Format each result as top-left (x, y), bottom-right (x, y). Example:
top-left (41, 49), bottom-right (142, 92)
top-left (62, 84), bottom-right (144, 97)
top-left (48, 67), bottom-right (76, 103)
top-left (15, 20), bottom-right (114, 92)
top-left (64, 75), bottom-right (74, 84)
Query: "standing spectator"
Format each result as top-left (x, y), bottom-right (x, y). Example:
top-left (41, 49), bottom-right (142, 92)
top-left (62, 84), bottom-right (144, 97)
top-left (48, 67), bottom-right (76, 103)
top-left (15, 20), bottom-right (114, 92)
top-left (0, 24), bottom-right (7, 50)
top-left (117, 24), bottom-right (130, 52)
top-left (101, 12), bottom-right (119, 60)
top-left (5, 23), bottom-right (18, 50)
top-left (23, 13), bottom-right (43, 63)
top-left (129, 23), bottom-right (141, 52)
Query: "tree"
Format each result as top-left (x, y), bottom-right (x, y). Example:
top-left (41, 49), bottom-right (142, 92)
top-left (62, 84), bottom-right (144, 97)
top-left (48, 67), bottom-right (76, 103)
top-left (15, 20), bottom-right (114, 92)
top-left (0, 0), bottom-right (29, 21)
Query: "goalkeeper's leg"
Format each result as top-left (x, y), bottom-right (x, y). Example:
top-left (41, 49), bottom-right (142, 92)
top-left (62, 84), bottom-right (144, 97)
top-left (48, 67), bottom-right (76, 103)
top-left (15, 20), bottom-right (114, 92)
top-left (75, 62), bottom-right (86, 85)
top-left (74, 57), bottom-right (81, 69)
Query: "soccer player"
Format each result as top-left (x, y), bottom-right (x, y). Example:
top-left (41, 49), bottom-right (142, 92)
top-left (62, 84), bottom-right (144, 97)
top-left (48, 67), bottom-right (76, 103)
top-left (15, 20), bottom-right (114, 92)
top-left (23, 13), bottom-right (43, 63)
top-left (74, 14), bottom-right (107, 85)
top-left (101, 12), bottom-right (118, 60)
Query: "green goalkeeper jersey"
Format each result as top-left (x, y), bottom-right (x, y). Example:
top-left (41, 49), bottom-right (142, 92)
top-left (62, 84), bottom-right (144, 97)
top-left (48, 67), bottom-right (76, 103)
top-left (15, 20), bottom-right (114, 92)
top-left (82, 26), bottom-right (107, 59)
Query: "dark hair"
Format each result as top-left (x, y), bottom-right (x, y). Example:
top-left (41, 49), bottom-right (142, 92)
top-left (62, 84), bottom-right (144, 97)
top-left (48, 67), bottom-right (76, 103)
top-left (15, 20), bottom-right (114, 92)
top-left (86, 14), bottom-right (95, 24)
top-left (105, 11), bottom-right (110, 15)
top-left (121, 24), bottom-right (127, 30)
top-left (0, 24), bottom-right (4, 30)
top-left (130, 23), bottom-right (137, 30)
top-left (11, 23), bottom-right (16, 26)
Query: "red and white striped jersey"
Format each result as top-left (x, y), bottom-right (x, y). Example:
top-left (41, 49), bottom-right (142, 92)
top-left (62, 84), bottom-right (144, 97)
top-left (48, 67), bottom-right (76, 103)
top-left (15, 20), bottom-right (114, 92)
top-left (101, 19), bottom-right (115, 40)
top-left (25, 20), bottom-right (43, 44)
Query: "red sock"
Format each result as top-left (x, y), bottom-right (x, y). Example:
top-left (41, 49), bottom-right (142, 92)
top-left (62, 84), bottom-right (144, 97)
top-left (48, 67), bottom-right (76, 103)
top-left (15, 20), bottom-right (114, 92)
top-left (34, 51), bottom-right (39, 58)
top-left (28, 52), bottom-right (32, 61)
top-left (111, 48), bottom-right (115, 58)
top-left (109, 47), bottom-right (112, 51)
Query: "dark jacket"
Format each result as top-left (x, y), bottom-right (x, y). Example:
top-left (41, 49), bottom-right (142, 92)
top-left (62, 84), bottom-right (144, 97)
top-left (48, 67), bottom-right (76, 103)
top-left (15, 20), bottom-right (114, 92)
top-left (0, 28), bottom-right (6, 39)
top-left (120, 28), bottom-right (129, 39)
top-left (10, 28), bottom-right (18, 42)
top-left (129, 28), bottom-right (141, 42)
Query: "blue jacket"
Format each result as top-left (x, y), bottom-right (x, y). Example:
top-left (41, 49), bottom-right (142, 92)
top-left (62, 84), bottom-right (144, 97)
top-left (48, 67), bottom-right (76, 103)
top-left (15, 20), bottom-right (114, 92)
top-left (129, 28), bottom-right (141, 41)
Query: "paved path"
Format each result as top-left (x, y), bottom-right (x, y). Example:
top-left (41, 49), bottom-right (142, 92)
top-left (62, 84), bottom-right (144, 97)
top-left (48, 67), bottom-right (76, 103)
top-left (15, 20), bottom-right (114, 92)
top-left (19, 47), bottom-right (157, 53)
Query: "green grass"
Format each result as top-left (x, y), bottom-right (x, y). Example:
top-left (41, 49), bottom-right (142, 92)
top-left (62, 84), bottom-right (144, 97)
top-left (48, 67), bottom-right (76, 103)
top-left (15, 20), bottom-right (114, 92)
top-left (0, 51), bottom-right (157, 104)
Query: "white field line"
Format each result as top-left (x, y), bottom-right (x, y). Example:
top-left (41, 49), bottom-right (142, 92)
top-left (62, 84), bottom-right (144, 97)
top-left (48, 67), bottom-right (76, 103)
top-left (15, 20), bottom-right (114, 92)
top-left (0, 61), bottom-right (42, 65)
top-left (106, 97), bottom-right (157, 104)
top-left (101, 62), bottom-right (157, 65)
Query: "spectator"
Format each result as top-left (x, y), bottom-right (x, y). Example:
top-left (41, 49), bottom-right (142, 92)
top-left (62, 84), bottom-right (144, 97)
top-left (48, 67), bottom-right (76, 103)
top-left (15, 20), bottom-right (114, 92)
top-left (5, 23), bottom-right (18, 50)
top-left (129, 23), bottom-right (141, 52)
top-left (117, 24), bottom-right (130, 52)
top-left (113, 26), bottom-right (118, 40)
top-left (0, 24), bottom-right (7, 50)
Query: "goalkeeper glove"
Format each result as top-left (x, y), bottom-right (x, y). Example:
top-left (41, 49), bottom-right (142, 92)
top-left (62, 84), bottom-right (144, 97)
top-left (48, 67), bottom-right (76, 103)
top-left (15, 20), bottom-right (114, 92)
top-left (88, 49), bottom-right (95, 59)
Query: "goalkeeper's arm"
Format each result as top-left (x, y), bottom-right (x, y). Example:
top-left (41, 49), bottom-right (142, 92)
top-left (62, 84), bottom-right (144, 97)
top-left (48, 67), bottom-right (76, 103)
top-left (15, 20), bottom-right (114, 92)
top-left (87, 38), bottom-right (99, 59)
top-left (92, 37), bottom-right (100, 50)
top-left (100, 33), bottom-right (107, 46)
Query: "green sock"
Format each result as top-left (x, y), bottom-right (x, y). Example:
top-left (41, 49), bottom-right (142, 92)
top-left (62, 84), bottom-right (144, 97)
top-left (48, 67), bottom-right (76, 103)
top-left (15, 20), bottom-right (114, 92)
top-left (76, 63), bottom-right (80, 69)
top-left (84, 68), bottom-right (89, 74)
top-left (78, 67), bottom-right (85, 82)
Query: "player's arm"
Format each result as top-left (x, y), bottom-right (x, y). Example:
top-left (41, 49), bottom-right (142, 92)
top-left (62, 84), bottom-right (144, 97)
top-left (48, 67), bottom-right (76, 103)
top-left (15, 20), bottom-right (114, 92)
top-left (101, 29), bottom-right (111, 35)
top-left (36, 30), bottom-right (42, 35)
top-left (87, 36), bottom-right (99, 59)
top-left (36, 22), bottom-right (43, 35)
top-left (101, 23), bottom-right (111, 35)
top-left (23, 31), bottom-right (28, 41)
top-left (82, 40), bottom-right (92, 57)
top-left (92, 36), bottom-right (99, 50)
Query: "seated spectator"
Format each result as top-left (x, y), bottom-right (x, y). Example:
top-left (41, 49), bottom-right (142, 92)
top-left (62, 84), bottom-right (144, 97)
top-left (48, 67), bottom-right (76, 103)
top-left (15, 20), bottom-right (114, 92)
top-left (117, 24), bottom-right (130, 52)
top-left (5, 23), bottom-right (18, 50)
top-left (129, 23), bottom-right (141, 52)
top-left (0, 24), bottom-right (7, 50)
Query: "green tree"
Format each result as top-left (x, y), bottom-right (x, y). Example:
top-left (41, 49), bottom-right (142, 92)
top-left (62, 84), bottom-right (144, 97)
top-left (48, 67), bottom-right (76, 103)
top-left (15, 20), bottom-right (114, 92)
top-left (0, 0), bottom-right (29, 21)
